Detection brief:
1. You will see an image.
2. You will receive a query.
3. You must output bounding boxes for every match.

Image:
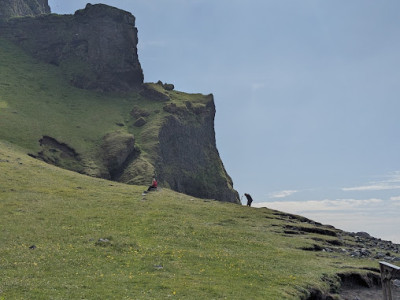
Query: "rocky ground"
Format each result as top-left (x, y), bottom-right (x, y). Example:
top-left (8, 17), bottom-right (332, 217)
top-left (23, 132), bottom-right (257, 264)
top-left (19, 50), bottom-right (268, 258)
top-left (279, 212), bottom-right (400, 299)
top-left (341, 231), bottom-right (400, 262)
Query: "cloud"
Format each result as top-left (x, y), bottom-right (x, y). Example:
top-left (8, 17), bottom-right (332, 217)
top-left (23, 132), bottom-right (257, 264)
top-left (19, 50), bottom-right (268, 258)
top-left (254, 198), bottom-right (383, 212)
top-left (253, 198), bottom-right (399, 243)
top-left (268, 190), bottom-right (298, 199)
top-left (342, 171), bottom-right (400, 191)
top-left (390, 196), bottom-right (400, 201)
top-left (342, 184), bottom-right (400, 191)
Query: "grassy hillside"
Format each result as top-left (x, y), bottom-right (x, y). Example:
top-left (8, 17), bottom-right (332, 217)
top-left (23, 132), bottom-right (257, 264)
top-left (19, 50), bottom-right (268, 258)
top-left (0, 37), bottom-right (157, 177)
top-left (0, 38), bottom-right (209, 181)
top-left (0, 141), bottom-right (380, 299)
top-left (0, 35), bottom-right (239, 202)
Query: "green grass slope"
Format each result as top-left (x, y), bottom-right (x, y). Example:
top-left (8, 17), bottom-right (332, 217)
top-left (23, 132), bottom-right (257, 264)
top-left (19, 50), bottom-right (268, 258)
top-left (0, 141), bottom-right (379, 299)
top-left (0, 38), bottom-right (226, 192)
top-left (0, 37), bottom-right (161, 178)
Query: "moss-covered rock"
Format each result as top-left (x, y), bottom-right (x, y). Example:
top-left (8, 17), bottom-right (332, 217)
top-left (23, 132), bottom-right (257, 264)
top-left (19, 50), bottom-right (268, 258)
top-left (102, 132), bottom-right (136, 179)
top-left (35, 135), bottom-right (83, 173)
top-left (140, 83), bottom-right (170, 101)
top-left (133, 117), bottom-right (147, 127)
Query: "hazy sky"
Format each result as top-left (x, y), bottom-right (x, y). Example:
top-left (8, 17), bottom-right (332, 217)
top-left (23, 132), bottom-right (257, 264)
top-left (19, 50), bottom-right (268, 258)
top-left (48, 1), bottom-right (400, 242)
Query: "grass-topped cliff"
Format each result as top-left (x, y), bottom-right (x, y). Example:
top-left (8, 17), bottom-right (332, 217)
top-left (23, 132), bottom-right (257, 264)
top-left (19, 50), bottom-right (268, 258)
top-left (0, 141), bottom-right (385, 299)
top-left (0, 32), bottom-right (237, 202)
top-left (1, 2), bottom-right (399, 299)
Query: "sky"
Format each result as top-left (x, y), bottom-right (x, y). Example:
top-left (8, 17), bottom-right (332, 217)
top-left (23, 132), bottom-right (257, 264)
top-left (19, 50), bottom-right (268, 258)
top-left (48, 0), bottom-right (400, 243)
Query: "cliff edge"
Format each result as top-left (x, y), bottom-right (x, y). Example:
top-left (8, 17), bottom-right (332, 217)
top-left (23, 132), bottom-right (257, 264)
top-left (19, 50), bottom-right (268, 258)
top-left (0, 2), bottom-right (240, 203)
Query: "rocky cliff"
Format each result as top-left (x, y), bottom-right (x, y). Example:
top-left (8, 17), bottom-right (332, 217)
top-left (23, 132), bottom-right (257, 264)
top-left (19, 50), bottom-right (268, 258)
top-left (116, 83), bottom-right (240, 203)
top-left (157, 96), bottom-right (238, 202)
top-left (0, 2), bottom-right (239, 203)
top-left (0, 0), bottom-right (50, 20)
top-left (0, 3), bottom-right (144, 91)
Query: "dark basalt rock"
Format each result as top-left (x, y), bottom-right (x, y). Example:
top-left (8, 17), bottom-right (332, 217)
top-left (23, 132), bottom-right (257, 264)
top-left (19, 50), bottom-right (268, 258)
top-left (0, 3), bottom-right (144, 91)
top-left (157, 96), bottom-right (239, 203)
top-left (133, 117), bottom-right (146, 127)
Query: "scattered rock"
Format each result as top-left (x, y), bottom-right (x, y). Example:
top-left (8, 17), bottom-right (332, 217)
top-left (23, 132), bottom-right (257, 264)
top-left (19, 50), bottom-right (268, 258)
top-left (156, 80), bottom-right (174, 90)
top-left (355, 232), bottom-right (371, 239)
top-left (95, 238), bottom-right (112, 246)
top-left (140, 84), bottom-right (170, 101)
top-left (163, 83), bottom-right (174, 91)
top-left (374, 252), bottom-right (386, 259)
top-left (134, 117), bottom-right (146, 127)
top-left (130, 106), bottom-right (150, 119)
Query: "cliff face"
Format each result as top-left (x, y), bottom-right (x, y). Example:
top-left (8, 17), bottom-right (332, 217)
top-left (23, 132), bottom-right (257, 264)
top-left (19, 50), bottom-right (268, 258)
top-left (0, 0), bottom-right (50, 20)
top-left (0, 2), bottom-right (239, 203)
top-left (157, 97), bottom-right (239, 203)
top-left (0, 4), bottom-right (144, 91)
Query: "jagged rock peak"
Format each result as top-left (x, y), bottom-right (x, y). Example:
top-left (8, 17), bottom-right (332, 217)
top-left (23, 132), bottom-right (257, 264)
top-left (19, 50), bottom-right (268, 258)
top-left (0, 3), bottom-right (144, 91)
top-left (0, 0), bottom-right (50, 20)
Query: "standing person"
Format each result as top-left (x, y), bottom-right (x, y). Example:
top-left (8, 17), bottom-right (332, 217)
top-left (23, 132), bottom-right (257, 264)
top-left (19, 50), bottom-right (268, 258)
top-left (244, 193), bottom-right (253, 207)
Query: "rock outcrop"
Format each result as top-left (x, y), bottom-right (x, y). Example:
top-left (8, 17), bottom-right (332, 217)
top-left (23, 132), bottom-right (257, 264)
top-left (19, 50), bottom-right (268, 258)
top-left (102, 132), bottom-right (137, 180)
top-left (0, 1), bottom-right (239, 203)
top-left (157, 95), bottom-right (239, 203)
top-left (0, 3), bottom-right (144, 91)
top-left (0, 0), bottom-right (50, 20)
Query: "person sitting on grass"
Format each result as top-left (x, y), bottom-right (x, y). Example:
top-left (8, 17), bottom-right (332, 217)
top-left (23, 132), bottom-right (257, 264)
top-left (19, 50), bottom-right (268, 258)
top-left (145, 177), bottom-right (158, 193)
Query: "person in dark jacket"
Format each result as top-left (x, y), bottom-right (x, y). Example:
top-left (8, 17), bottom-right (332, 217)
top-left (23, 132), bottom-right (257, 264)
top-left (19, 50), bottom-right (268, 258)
top-left (244, 193), bottom-right (253, 207)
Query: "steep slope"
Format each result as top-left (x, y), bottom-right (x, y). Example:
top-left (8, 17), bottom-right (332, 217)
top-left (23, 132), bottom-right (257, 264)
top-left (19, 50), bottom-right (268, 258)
top-left (157, 91), bottom-right (237, 202)
top-left (0, 34), bottom-right (239, 202)
top-left (0, 140), bottom-right (390, 299)
top-left (0, 2), bottom-right (239, 202)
